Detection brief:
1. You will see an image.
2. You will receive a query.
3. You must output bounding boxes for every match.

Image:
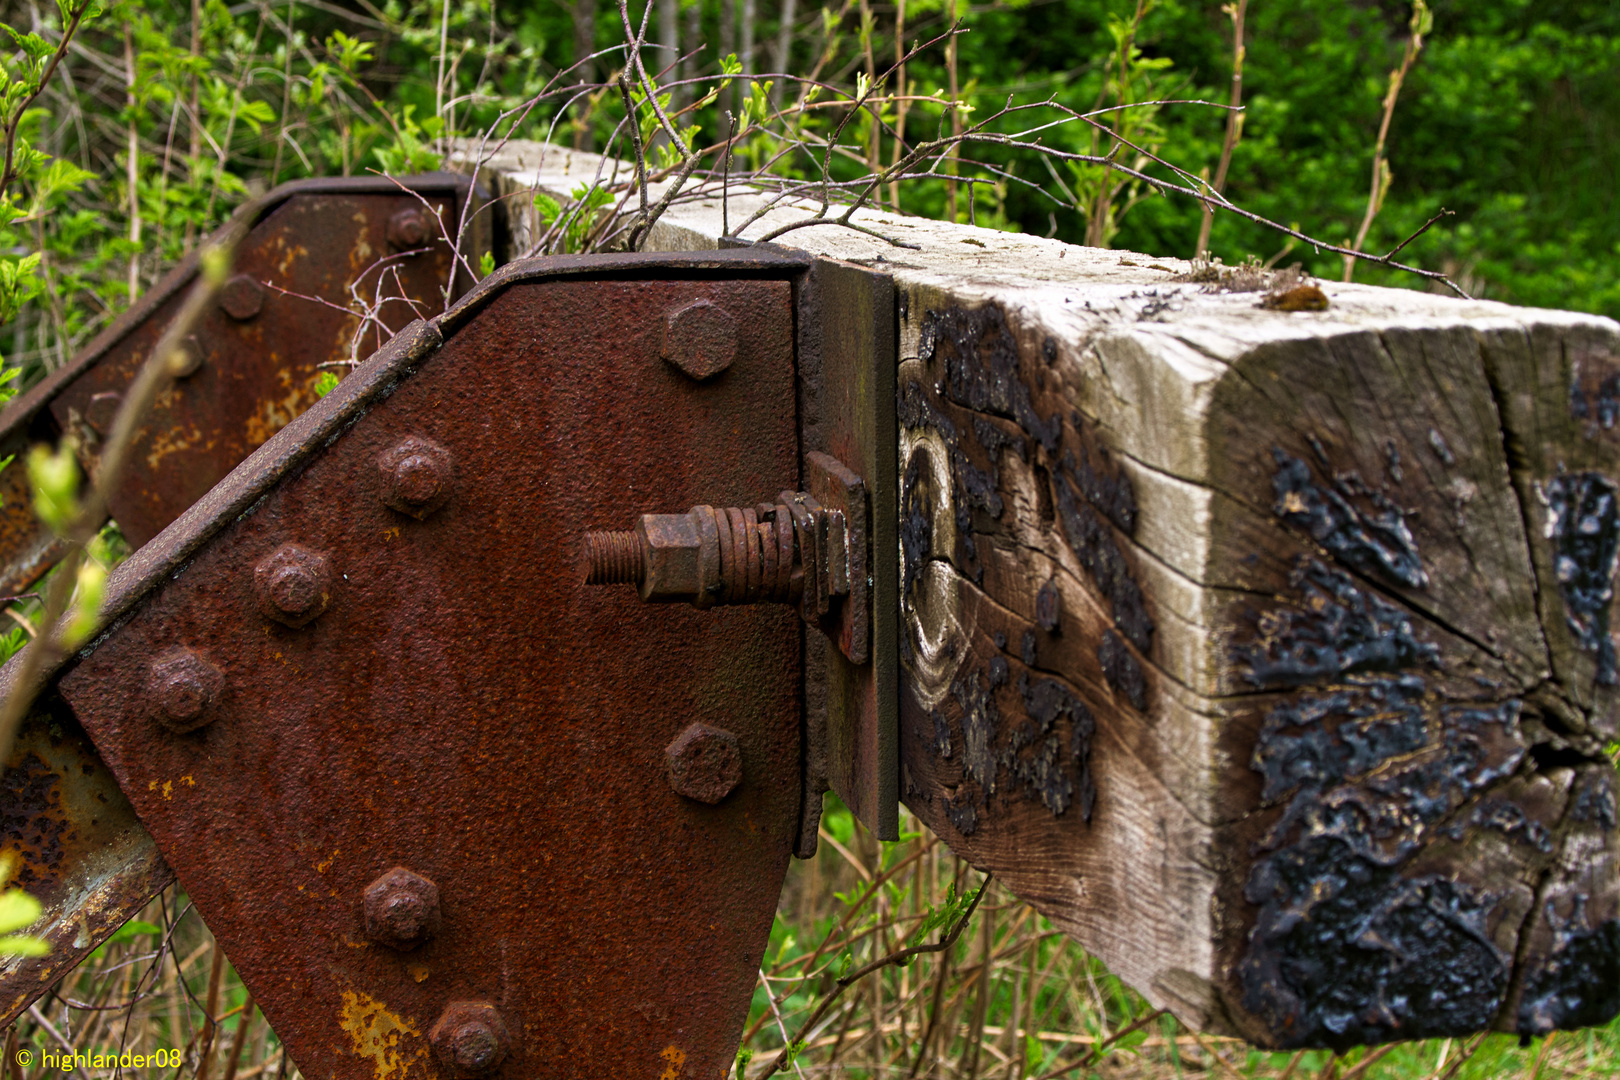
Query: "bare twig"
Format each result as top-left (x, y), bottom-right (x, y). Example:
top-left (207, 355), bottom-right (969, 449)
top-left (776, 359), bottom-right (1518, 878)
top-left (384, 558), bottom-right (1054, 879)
top-left (758, 875), bottom-right (992, 1079)
top-left (1344, 0), bottom-right (1430, 281)
top-left (1195, 0), bottom-right (1247, 258)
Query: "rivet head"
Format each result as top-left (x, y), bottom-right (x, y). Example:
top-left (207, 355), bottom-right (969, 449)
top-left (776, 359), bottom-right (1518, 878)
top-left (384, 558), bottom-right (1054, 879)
top-left (363, 867), bottom-right (441, 951)
top-left (168, 335), bottom-right (205, 379)
top-left (378, 436), bottom-right (453, 519)
top-left (387, 208), bottom-right (431, 251)
top-left (219, 274), bottom-right (264, 321)
top-left (147, 648), bottom-right (224, 733)
top-left (84, 392), bottom-right (122, 437)
top-left (662, 300), bottom-right (737, 381)
top-left (430, 1002), bottom-right (510, 1078)
top-left (254, 543), bottom-right (332, 628)
top-left (665, 722), bottom-right (742, 804)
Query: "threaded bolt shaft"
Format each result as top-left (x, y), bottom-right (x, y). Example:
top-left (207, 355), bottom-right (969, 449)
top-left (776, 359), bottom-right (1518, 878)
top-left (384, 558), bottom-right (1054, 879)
top-left (584, 530), bottom-right (644, 585)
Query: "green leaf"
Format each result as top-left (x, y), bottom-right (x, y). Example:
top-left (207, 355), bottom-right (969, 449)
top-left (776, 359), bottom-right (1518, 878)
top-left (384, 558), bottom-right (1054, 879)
top-left (0, 888), bottom-right (40, 935)
top-left (479, 250), bottom-right (495, 278)
top-left (0, 934), bottom-right (47, 957)
top-left (313, 370), bottom-right (341, 398)
top-left (108, 919), bottom-right (162, 942)
top-left (533, 191), bottom-right (562, 226)
top-left (27, 442), bottom-right (78, 532)
top-left (63, 559), bottom-right (105, 648)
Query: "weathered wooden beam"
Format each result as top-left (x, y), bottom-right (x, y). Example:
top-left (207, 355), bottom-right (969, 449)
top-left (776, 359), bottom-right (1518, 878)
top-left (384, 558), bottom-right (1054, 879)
top-left (462, 143), bottom-right (1620, 1048)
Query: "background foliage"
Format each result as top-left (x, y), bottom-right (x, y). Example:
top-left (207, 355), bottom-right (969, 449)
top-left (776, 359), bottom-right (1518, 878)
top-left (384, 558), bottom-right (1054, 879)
top-left (0, 0), bottom-right (1614, 400)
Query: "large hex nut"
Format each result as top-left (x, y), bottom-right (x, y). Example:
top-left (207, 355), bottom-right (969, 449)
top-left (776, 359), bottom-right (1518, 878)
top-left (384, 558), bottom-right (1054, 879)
top-left (661, 300), bottom-right (737, 381)
top-left (666, 722), bottom-right (743, 804)
top-left (377, 436), bottom-right (453, 519)
top-left (635, 506), bottom-right (720, 607)
top-left (219, 274), bottom-right (265, 321)
top-left (430, 1001), bottom-right (511, 1078)
top-left (147, 648), bottom-right (224, 733)
top-left (363, 867), bottom-right (441, 950)
top-left (254, 544), bottom-right (332, 628)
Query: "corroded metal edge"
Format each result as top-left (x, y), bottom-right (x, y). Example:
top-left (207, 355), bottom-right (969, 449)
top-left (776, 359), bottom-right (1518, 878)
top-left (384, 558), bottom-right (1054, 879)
top-left (436, 247), bottom-right (815, 336)
top-left (0, 697), bottom-right (174, 1027)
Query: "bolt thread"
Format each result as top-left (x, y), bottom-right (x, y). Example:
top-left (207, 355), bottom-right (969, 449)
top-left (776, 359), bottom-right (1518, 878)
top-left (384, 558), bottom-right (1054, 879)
top-left (710, 505), bottom-right (797, 605)
top-left (584, 531), bottom-right (644, 585)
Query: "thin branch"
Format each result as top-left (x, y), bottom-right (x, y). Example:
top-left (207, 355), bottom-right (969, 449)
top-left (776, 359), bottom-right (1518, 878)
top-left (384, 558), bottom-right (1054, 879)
top-left (757, 875), bottom-right (992, 1079)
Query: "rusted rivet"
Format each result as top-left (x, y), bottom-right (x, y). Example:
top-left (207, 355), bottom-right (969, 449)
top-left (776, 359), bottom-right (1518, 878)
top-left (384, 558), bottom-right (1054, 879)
top-left (363, 867), bottom-right (441, 951)
top-left (219, 274), bottom-right (264, 321)
top-left (429, 1001), bottom-right (510, 1078)
top-left (84, 391), bottom-right (122, 437)
top-left (254, 543), bottom-right (332, 628)
top-left (665, 722), bottom-right (742, 804)
top-left (147, 648), bottom-right (224, 733)
top-left (387, 208), bottom-right (432, 252)
top-left (662, 300), bottom-right (737, 381)
top-left (168, 335), bottom-right (204, 378)
top-left (378, 436), bottom-right (453, 519)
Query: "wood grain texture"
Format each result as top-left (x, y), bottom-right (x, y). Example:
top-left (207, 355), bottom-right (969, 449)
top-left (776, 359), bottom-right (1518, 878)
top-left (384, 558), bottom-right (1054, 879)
top-left (464, 141), bottom-right (1620, 1050)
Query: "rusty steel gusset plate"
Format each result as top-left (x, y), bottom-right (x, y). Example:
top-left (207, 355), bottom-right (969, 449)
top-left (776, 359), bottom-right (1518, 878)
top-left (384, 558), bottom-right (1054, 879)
top-left (57, 249), bottom-right (809, 1079)
top-left (0, 173), bottom-right (476, 591)
top-left (0, 694), bottom-right (173, 1025)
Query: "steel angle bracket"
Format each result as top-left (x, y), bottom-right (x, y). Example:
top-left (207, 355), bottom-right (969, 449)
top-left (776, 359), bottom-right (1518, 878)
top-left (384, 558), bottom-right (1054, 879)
top-left (48, 249), bottom-right (815, 1079)
top-left (0, 172), bottom-right (479, 589)
top-left (0, 173), bottom-right (482, 1027)
top-left (791, 256), bottom-right (899, 843)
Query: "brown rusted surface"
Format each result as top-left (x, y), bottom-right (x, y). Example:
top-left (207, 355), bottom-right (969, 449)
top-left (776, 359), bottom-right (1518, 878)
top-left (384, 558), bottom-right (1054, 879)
top-left (58, 262), bottom-right (803, 1079)
top-left (0, 696), bottom-right (173, 1026)
top-left (0, 175), bottom-right (471, 603)
top-left (47, 181), bottom-right (466, 550)
top-left (0, 178), bottom-right (473, 594)
top-left (0, 321), bottom-right (442, 1033)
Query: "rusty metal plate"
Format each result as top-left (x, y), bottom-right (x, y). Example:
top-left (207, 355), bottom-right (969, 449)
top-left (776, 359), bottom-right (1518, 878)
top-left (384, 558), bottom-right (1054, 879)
top-left (59, 266), bottom-right (803, 1078)
top-left (799, 260), bottom-right (898, 840)
top-left (47, 181), bottom-right (467, 549)
top-left (0, 694), bottom-right (173, 1024)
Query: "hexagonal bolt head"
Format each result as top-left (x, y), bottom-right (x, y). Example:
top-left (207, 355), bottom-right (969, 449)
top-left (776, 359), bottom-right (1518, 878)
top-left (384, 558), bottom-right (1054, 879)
top-left (430, 1002), bottom-right (511, 1078)
top-left (662, 300), bottom-right (737, 381)
top-left (147, 648), bottom-right (224, 733)
top-left (254, 544), bottom-right (332, 628)
top-left (377, 436), bottom-right (453, 519)
top-left (219, 274), bottom-right (265, 321)
top-left (634, 509), bottom-right (717, 606)
top-left (363, 867), bottom-right (441, 950)
top-left (84, 391), bottom-right (122, 437)
top-left (666, 722), bottom-right (742, 804)
top-left (387, 208), bottom-right (432, 251)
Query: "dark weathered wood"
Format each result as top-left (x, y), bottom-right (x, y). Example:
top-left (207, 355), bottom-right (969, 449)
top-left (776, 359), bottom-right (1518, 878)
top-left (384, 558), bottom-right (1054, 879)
top-left (469, 141), bottom-right (1620, 1051)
